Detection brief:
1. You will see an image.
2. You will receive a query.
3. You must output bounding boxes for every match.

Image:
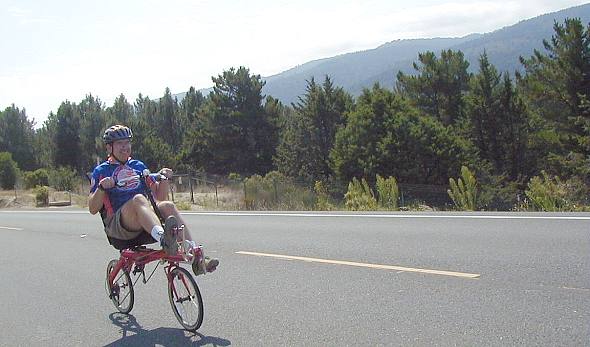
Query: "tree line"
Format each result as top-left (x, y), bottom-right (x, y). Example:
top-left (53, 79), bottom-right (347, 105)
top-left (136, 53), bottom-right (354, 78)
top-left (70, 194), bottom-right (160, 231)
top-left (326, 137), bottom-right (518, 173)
top-left (1, 18), bottom-right (589, 209)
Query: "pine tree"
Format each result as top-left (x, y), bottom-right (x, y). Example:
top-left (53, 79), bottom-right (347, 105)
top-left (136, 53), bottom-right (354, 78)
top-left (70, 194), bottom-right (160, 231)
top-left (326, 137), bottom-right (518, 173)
top-left (107, 94), bottom-right (134, 126)
top-left (157, 88), bottom-right (181, 152)
top-left (53, 101), bottom-right (82, 171)
top-left (466, 53), bottom-right (502, 169)
top-left (498, 74), bottom-right (529, 180)
top-left (275, 76), bottom-right (352, 183)
top-left (78, 94), bottom-right (105, 168)
top-left (396, 50), bottom-right (471, 125)
top-left (204, 66), bottom-right (276, 175)
top-left (0, 105), bottom-right (36, 171)
top-left (518, 18), bottom-right (590, 178)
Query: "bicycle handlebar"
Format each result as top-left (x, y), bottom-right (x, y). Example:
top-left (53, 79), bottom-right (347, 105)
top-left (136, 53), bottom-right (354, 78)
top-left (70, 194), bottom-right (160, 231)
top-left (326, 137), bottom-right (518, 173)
top-left (142, 169), bottom-right (169, 182)
top-left (103, 169), bottom-right (168, 189)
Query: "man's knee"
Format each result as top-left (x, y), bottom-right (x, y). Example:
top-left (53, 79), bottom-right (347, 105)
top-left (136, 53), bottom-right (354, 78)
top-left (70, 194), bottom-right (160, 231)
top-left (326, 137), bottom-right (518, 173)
top-left (131, 194), bottom-right (150, 207)
top-left (157, 201), bottom-right (177, 214)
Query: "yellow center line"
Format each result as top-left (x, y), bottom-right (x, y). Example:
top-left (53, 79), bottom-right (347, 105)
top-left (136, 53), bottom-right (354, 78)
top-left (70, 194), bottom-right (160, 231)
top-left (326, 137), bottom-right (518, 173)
top-left (236, 251), bottom-right (480, 279)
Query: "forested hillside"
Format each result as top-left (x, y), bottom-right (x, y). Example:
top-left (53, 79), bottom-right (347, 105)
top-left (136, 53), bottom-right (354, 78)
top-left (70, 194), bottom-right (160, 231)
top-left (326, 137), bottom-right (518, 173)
top-left (261, 3), bottom-right (590, 104)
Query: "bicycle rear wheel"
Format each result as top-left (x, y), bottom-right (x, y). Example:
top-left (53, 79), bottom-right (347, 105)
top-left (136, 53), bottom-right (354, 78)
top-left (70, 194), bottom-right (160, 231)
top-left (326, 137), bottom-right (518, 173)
top-left (168, 267), bottom-right (203, 331)
top-left (106, 259), bottom-right (134, 314)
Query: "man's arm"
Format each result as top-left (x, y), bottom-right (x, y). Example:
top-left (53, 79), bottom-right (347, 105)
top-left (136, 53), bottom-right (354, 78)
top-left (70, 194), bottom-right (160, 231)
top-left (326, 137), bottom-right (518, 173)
top-left (88, 176), bottom-right (115, 214)
top-left (88, 188), bottom-right (105, 215)
top-left (153, 168), bottom-right (173, 201)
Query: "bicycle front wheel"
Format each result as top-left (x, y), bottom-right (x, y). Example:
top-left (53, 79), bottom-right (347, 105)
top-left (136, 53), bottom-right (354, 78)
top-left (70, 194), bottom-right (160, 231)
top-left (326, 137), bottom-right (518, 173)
top-left (106, 259), bottom-right (134, 314)
top-left (168, 267), bottom-right (203, 331)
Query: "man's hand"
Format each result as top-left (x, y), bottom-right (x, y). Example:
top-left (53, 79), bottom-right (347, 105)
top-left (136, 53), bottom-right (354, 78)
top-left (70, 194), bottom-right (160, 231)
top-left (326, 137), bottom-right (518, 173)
top-left (159, 168), bottom-right (173, 179)
top-left (99, 177), bottom-right (115, 190)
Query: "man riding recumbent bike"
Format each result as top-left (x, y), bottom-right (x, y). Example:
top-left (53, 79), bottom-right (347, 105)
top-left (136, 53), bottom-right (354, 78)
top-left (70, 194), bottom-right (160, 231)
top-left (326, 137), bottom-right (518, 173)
top-left (88, 125), bottom-right (218, 331)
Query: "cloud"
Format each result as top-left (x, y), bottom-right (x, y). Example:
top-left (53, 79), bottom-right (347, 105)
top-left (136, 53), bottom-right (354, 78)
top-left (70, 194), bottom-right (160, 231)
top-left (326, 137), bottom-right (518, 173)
top-left (7, 6), bottom-right (29, 17)
top-left (6, 5), bottom-right (56, 26)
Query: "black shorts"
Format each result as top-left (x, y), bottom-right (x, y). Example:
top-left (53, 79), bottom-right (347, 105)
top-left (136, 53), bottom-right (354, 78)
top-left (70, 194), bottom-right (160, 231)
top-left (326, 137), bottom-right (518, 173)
top-left (108, 232), bottom-right (157, 251)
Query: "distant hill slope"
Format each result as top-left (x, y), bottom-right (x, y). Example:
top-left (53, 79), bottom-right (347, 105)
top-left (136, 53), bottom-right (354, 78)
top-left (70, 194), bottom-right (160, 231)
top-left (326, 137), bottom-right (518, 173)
top-left (177, 4), bottom-right (590, 105)
top-left (262, 4), bottom-right (590, 105)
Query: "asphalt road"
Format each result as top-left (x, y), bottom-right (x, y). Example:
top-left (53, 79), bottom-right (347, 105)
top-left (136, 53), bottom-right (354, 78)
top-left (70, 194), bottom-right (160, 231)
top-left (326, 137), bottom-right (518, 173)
top-left (0, 209), bottom-right (589, 346)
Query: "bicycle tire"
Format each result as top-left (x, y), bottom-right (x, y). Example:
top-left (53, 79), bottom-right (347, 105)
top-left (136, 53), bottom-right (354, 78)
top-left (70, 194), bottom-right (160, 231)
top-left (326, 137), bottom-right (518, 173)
top-left (168, 267), bottom-right (203, 331)
top-left (106, 259), bottom-right (134, 314)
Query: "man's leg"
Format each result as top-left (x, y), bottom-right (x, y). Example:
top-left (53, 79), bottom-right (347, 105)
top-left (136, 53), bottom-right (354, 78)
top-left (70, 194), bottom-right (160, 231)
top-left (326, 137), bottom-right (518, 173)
top-left (120, 195), bottom-right (161, 233)
top-left (120, 195), bottom-right (178, 254)
top-left (157, 200), bottom-right (219, 274)
top-left (157, 201), bottom-right (193, 241)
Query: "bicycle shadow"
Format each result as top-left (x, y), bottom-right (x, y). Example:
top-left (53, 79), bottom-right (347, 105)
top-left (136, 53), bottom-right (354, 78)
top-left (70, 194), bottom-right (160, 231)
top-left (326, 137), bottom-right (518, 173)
top-left (105, 313), bottom-right (231, 347)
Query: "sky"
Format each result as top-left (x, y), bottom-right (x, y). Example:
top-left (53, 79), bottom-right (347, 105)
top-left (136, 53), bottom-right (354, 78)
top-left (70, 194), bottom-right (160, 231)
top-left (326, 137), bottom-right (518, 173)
top-left (1, 0), bottom-right (588, 127)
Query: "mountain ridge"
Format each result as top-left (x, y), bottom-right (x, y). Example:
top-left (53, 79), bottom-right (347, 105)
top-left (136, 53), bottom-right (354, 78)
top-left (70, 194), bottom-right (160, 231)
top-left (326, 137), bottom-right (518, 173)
top-left (174, 4), bottom-right (590, 105)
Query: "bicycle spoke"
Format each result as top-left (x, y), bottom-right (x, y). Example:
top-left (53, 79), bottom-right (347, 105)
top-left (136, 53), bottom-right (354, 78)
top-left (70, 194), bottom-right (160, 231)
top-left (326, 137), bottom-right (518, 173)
top-left (168, 267), bottom-right (203, 330)
top-left (106, 259), bottom-right (134, 314)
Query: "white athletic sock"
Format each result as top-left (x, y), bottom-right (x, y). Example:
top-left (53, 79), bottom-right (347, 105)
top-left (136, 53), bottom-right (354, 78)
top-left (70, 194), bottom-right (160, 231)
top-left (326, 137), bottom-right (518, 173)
top-left (150, 225), bottom-right (165, 242)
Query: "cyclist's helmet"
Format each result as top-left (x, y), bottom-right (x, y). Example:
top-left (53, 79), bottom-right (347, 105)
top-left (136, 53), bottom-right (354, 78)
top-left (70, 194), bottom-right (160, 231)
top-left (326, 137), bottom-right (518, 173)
top-left (103, 125), bottom-right (133, 144)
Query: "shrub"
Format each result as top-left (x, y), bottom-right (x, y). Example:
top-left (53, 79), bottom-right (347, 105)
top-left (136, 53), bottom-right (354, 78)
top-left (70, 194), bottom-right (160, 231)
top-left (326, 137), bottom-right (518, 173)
top-left (243, 171), bottom-right (314, 210)
top-left (175, 201), bottom-right (192, 211)
top-left (477, 173), bottom-right (521, 211)
top-left (33, 185), bottom-right (49, 206)
top-left (448, 166), bottom-right (477, 211)
top-left (228, 172), bottom-right (243, 182)
top-left (524, 171), bottom-right (582, 211)
top-left (23, 169), bottom-right (50, 189)
top-left (48, 166), bottom-right (79, 191)
top-left (314, 180), bottom-right (335, 211)
top-left (376, 175), bottom-right (399, 210)
top-left (344, 177), bottom-right (377, 211)
top-left (0, 152), bottom-right (19, 189)
top-left (244, 174), bottom-right (266, 209)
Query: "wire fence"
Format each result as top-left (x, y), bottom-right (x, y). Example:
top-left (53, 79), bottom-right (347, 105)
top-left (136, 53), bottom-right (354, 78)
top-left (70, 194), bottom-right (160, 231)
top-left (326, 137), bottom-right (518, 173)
top-left (2, 172), bottom-right (454, 211)
top-left (169, 173), bottom-right (244, 210)
top-left (168, 173), bottom-right (453, 211)
top-left (398, 183), bottom-right (453, 209)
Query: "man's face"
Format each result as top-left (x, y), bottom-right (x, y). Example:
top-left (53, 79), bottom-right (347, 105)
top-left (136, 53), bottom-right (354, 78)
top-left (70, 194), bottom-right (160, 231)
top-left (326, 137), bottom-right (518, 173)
top-left (110, 139), bottom-right (132, 160)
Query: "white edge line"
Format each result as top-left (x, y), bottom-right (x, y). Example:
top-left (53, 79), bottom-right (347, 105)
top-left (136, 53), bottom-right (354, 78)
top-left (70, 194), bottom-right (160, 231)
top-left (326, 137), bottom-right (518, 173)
top-left (0, 210), bottom-right (87, 214)
top-left (0, 226), bottom-right (23, 230)
top-left (1, 210), bottom-right (589, 220)
top-left (184, 212), bottom-right (590, 220)
top-left (236, 251), bottom-right (480, 279)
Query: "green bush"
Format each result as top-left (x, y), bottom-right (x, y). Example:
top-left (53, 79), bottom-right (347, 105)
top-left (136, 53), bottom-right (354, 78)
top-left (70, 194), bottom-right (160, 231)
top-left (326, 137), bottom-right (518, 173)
top-left (524, 171), bottom-right (580, 211)
top-left (228, 172), bottom-right (243, 182)
top-left (344, 177), bottom-right (377, 211)
top-left (23, 169), bottom-right (50, 189)
top-left (33, 186), bottom-right (49, 206)
top-left (48, 166), bottom-right (79, 191)
top-left (0, 152), bottom-right (19, 189)
top-left (244, 171), bottom-right (314, 210)
top-left (175, 201), bottom-right (192, 211)
top-left (376, 175), bottom-right (399, 210)
top-left (477, 172), bottom-right (520, 211)
top-left (244, 174), bottom-right (266, 209)
top-left (448, 166), bottom-right (477, 211)
top-left (314, 180), bottom-right (335, 211)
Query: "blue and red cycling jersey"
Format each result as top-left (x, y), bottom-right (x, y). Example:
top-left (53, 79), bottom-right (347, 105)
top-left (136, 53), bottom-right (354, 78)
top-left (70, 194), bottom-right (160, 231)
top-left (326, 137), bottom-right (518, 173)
top-left (90, 157), bottom-right (155, 218)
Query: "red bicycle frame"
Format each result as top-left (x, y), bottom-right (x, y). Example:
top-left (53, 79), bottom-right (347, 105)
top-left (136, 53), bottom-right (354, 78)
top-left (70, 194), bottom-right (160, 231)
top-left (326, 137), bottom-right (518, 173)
top-left (108, 245), bottom-right (203, 288)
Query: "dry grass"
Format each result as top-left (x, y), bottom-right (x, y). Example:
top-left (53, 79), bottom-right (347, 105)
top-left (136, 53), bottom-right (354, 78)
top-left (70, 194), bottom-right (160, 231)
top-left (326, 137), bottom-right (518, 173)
top-left (0, 188), bottom-right (89, 208)
top-left (0, 189), bottom-right (35, 208)
top-left (1, 184), bottom-right (246, 210)
top-left (171, 186), bottom-right (245, 210)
